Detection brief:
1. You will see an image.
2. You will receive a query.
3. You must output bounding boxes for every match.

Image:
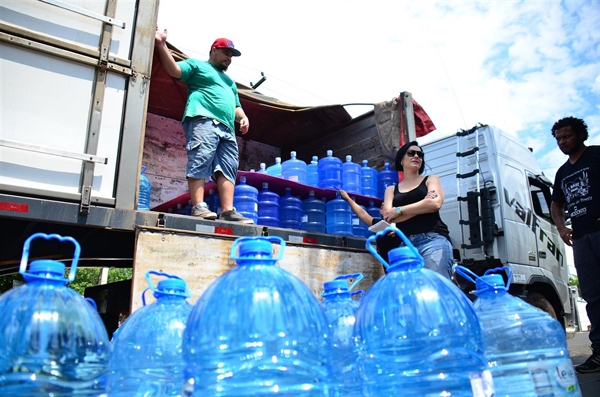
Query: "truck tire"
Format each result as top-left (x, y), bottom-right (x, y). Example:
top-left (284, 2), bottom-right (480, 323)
top-left (526, 292), bottom-right (558, 321)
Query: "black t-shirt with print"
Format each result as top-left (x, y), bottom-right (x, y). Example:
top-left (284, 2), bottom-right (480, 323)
top-left (552, 146), bottom-right (600, 238)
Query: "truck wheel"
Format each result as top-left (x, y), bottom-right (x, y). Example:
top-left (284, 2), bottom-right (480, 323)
top-left (526, 292), bottom-right (557, 321)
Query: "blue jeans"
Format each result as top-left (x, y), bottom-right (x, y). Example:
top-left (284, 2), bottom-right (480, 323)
top-left (573, 229), bottom-right (600, 353)
top-left (182, 116), bottom-right (238, 184)
top-left (408, 232), bottom-right (453, 279)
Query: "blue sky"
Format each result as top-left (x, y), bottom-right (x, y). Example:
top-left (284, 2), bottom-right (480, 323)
top-left (157, 0), bottom-right (600, 184)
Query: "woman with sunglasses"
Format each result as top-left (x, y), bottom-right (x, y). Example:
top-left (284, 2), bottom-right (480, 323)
top-left (379, 141), bottom-right (453, 278)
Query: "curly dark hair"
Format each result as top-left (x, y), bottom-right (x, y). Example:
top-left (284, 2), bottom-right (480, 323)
top-left (395, 140), bottom-right (425, 174)
top-left (551, 117), bottom-right (588, 141)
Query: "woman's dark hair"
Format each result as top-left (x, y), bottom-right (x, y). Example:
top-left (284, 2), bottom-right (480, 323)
top-left (395, 140), bottom-right (425, 174)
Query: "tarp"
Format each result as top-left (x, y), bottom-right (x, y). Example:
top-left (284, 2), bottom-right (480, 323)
top-left (373, 96), bottom-right (436, 165)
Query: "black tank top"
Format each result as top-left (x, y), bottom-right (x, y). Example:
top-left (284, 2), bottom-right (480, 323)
top-left (392, 176), bottom-right (451, 240)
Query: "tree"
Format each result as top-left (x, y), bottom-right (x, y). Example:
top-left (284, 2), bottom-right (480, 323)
top-left (0, 268), bottom-right (132, 296)
top-left (568, 275), bottom-right (579, 291)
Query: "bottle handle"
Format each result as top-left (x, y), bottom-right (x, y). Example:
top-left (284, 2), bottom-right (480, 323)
top-left (144, 270), bottom-right (191, 300)
top-left (333, 273), bottom-right (364, 292)
top-left (455, 265), bottom-right (513, 290)
top-left (365, 225), bottom-right (419, 270)
top-left (20, 232), bottom-right (81, 282)
top-left (230, 236), bottom-right (285, 262)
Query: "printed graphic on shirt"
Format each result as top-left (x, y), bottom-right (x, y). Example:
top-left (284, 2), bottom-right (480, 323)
top-left (561, 167), bottom-right (592, 219)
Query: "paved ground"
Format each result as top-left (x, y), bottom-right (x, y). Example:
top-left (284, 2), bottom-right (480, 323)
top-left (567, 332), bottom-right (600, 396)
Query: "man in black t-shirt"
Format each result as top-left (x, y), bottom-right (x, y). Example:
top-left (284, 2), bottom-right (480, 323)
top-left (550, 116), bottom-right (600, 373)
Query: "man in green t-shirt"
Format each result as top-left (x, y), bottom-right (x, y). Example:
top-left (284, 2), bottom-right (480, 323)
top-left (154, 28), bottom-right (252, 223)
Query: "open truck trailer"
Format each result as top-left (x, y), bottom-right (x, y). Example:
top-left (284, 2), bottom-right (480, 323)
top-left (0, 0), bottom-right (577, 337)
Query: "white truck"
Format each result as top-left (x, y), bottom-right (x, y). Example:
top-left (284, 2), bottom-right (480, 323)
top-left (0, 0), bottom-right (576, 336)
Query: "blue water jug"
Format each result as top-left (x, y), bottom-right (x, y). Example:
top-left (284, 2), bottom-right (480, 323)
top-left (301, 190), bottom-right (326, 233)
top-left (355, 227), bottom-right (492, 396)
top-left (361, 160), bottom-right (378, 198)
top-left (320, 274), bottom-right (364, 397)
top-left (326, 191), bottom-right (353, 236)
top-left (138, 164), bottom-right (151, 210)
top-left (342, 155), bottom-right (361, 194)
top-left (366, 200), bottom-right (381, 219)
top-left (234, 176), bottom-right (258, 223)
top-left (257, 182), bottom-right (280, 227)
top-left (350, 199), bottom-right (369, 238)
top-left (182, 236), bottom-right (333, 396)
top-left (207, 189), bottom-right (216, 213)
top-left (455, 266), bottom-right (581, 396)
top-left (377, 162), bottom-right (398, 199)
top-left (185, 199), bottom-right (193, 216)
top-left (279, 187), bottom-right (303, 230)
top-left (266, 157), bottom-right (282, 177)
top-left (0, 233), bottom-right (110, 396)
top-left (318, 150), bottom-right (342, 189)
top-left (282, 151), bottom-right (307, 184)
top-left (307, 156), bottom-right (319, 187)
top-left (108, 271), bottom-right (193, 396)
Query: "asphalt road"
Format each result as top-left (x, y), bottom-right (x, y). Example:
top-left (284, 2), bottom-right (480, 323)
top-left (567, 332), bottom-right (600, 396)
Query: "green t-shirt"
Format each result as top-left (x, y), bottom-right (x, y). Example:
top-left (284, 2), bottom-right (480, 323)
top-left (177, 59), bottom-right (241, 132)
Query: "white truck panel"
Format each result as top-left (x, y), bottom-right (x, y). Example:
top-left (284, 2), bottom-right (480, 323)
top-left (0, 42), bottom-right (125, 199)
top-left (2, 0), bottom-right (137, 60)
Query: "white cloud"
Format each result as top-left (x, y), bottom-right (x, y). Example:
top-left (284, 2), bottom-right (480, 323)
top-left (157, 0), bottom-right (600, 170)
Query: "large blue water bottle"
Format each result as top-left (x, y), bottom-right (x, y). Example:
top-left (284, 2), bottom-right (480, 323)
top-left (350, 198), bottom-right (369, 238)
top-left (307, 156), bottom-right (319, 187)
top-left (361, 160), bottom-right (378, 198)
top-left (318, 150), bottom-right (342, 189)
top-left (377, 162), bottom-right (398, 199)
top-left (279, 187), bottom-right (302, 230)
top-left (455, 266), bottom-right (581, 396)
top-left (326, 191), bottom-right (353, 236)
top-left (233, 176), bottom-right (258, 223)
top-left (182, 236), bottom-right (333, 396)
top-left (0, 233), bottom-right (110, 396)
top-left (257, 163), bottom-right (267, 173)
top-left (257, 182), bottom-right (280, 227)
top-left (108, 271), bottom-right (193, 396)
top-left (282, 151), bottom-right (307, 184)
top-left (301, 190), bottom-right (326, 233)
top-left (355, 226), bottom-right (492, 396)
top-left (320, 274), bottom-right (364, 397)
top-left (266, 157), bottom-right (283, 177)
top-left (341, 155), bottom-right (361, 194)
top-left (138, 164), bottom-right (151, 210)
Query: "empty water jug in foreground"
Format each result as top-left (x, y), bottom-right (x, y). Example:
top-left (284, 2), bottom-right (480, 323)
top-left (355, 226), bottom-right (493, 397)
top-left (0, 233), bottom-right (110, 396)
top-left (320, 273), bottom-right (364, 397)
top-left (182, 236), bottom-right (333, 396)
top-left (108, 270), bottom-right (193, 396)
top-left (455, 265), bottom-right (581, 397)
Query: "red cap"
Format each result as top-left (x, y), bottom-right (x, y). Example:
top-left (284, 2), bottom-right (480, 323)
top-left (211, 38), bottom-right (241, 56)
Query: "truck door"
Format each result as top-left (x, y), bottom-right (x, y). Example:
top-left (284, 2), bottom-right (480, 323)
top-left (527, 175), bottom-right (568, 281)
top-left (502, 165), bottom-right (538, 269)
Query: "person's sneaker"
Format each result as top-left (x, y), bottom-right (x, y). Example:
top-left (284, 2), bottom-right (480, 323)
top-left (575, 353), bottom-right (600, 373)
top-left (220, 208), bottom-right (254, 224)
top-left (191, 203), bottom-right (217, 220)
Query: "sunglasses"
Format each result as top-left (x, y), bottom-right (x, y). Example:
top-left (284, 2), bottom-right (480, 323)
top-left (406, 149), bottom-right (424, 159)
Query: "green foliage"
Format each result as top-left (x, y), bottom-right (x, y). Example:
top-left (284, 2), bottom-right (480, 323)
top-left (0, 273), bottom-right (25, 294)
top-left (568, 275), bottom-right (579, 290)
top-left (0, 268), bottom-right (132, 296)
